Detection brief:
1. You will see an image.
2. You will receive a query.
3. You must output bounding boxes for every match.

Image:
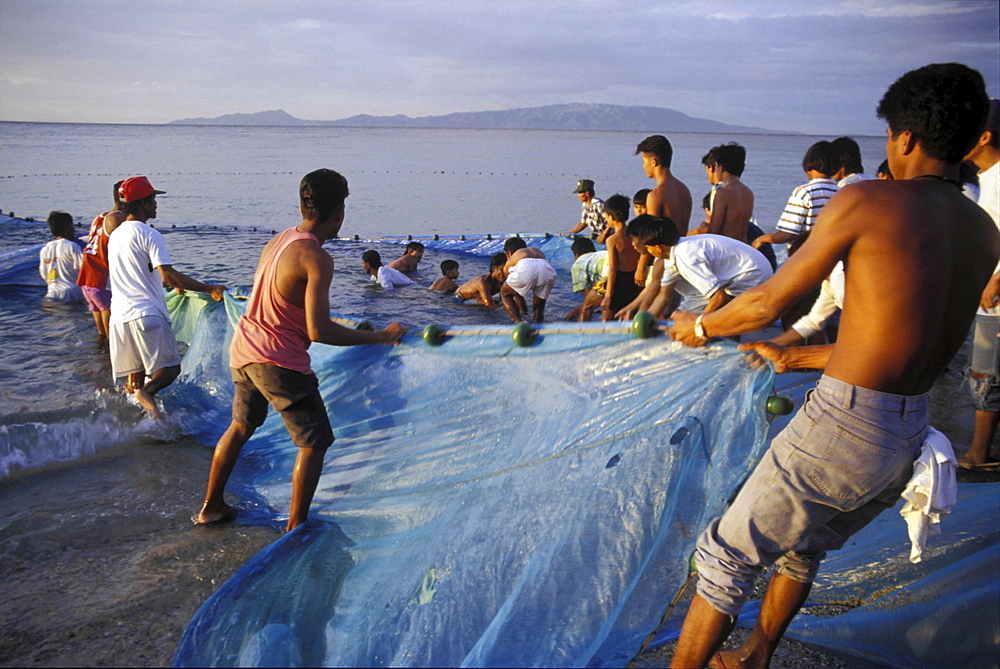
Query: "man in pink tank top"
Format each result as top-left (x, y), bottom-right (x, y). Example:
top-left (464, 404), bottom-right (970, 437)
top-left (193, 169), bottom-right (407, 532)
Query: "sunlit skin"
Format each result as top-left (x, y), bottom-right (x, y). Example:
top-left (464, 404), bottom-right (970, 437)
top-left (388, 248), bottom-right (424, 273)
top-left (194, 199), bottom-right (407, 532)
top-left (702, 163), bottom-right (755, 242)
top-left (667, 122), bottom-right (999, 668)
top-left (637, 150), bottom-right (692, 289)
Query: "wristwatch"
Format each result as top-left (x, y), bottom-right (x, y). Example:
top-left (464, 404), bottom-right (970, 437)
top-left (693, 314), bottom-right (708, 341)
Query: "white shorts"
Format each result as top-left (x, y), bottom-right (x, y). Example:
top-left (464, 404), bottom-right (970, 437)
top-left (506, 258), bottom-right (557, 300)
top-left (109, 315), bottom-right (181, 379)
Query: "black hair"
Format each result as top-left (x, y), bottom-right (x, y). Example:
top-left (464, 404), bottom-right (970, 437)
top-left (626, 215), bottom-right (680, 247)
top-left (604, 194), bottom-right (631, 224)
top-left (406, 241), bottom-right (425, 253)
top-left (702, 143), bottom-right (746, 176)
top-left (876, 63), bottom-right (988, 163)
top-left (635, 135), bottom-right (673, 168)
top-left (489, 252), bottom-right (507, 269)
top-left (831, 136), bottom-right (864, 174)
top-left (440, 259), bottom-right (459, 274)
top-left (801, 141), bottom-right (838, 176)
top-left (361, 249), bottom-right (382, 268)
top-left (987, 100), bottom-right (1000, 149)
top-left (503, 236), bottom-right (527, 254)
top-left (112, 180), bottom-right (124, 211)
top-left (300, 168), bottom-right (349, 222)
top-left (120, 195), bottom-right (155, 217)
top-left (46, 211), bottom-right (74, 238)
top-left (570, 236), bottom-right (597, 257)
top-left (633, 188), bottom-right (650, 205)
top-left (877, 159), bottom-right (893, 179)
top-left (702, 192), bottom-right (712, 211)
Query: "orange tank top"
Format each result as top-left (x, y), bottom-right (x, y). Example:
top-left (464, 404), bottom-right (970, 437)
top-left (229, 227), bottom-right (316, 375)
top-left (77, 214), bottom-right (110, 288)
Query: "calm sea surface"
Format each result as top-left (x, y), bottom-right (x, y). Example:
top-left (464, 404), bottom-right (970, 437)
top-left (0, 122), bottom-right (970, 480)
top-left (0, 122), bottom-right (888, 237)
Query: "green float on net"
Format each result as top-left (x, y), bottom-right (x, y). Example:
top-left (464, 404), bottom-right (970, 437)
top-left (423, 324), bottom-right (445, 346)
top-left (766, 395), bottom-right (794, 415)
top-left (512, 322), bottom-right (536, 347)
top-left (631, 311), bottom-right (656, 339)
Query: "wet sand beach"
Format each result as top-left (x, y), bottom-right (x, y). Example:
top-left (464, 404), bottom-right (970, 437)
top-left (0, 434), bottom-right (279, 668)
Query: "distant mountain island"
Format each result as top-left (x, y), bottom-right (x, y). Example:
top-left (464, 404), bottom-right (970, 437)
top-left (169, 104), bottom-right (794, 135)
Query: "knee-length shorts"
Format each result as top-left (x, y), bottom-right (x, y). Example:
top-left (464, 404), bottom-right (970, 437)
top-left (694, 375), bottom-right (928, 617)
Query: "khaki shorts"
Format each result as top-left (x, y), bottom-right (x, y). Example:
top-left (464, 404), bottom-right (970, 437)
top-left (231, 363), bottom-right (334, 450)
top-left (109, 315), bottom-right (181, 378)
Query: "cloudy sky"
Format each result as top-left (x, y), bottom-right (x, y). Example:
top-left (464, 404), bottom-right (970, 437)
top-left (1, 0), bottom-right (997, 135)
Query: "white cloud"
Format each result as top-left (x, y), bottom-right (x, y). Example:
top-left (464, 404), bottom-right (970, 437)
top-left (0, 0), bottom-right (996, 133)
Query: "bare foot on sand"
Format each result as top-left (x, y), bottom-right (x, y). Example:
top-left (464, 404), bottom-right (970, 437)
top-left (192, 504), bottom-right (238, 526)
top-left (708, 649), bottom-right (756, 669)
top-left (133, 387), bottom-right (164, 421)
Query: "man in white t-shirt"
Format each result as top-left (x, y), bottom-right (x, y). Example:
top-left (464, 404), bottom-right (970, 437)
top-left (361, 249), bottom-right (415, 289)
top-left (108, 176), bottom-right (227, 419)
top-left (38, 210), bottom-right (83, 301)
top-left (626, 214), bottom-right (772, 317)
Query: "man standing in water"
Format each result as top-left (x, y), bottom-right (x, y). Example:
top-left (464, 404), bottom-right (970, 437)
top-left (632, 135), bottom-right (693, 290)
top-left (108, 176), bottom-right (227, 419)
top-left (193, 169), bottom-right (407, 532)
top-left (667, 63), bottom-right (996, 668)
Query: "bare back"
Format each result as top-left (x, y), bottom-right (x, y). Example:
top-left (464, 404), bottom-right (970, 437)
top-left (505, 246), bottom-right (545, 270)
top-left (607, 228), bottom-right (640, 272)
top-left (265, 235), bottom-right (328, 310)
top-left (708, 179), bottom-right (754, 242)
top-left (786, 178), bottom-right (998, 394)
top-left (456, 274), bottom-right (498, 305)
top-left (647, 174), bottom-right (693, 235)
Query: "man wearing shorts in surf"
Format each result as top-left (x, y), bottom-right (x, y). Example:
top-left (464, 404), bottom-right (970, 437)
top-left (667, 63), bottom-right (997, 668)
top-left (193, 169), bottom-right (406, 532)
top-left (108, 176), bottom-right (227, 420)
top-left (499, 236), bottom-right (557, 323)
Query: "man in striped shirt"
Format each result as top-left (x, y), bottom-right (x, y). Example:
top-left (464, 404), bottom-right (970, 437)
top-left (566, 179), bottom-right (609, 242)
top-left (753, 142), bottom-right (840, 339)
top-left (752, 141), bottom-right (839, 256)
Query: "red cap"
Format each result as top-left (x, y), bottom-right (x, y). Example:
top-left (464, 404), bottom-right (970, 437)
top-left (118, 176), bottom-right (165, 203)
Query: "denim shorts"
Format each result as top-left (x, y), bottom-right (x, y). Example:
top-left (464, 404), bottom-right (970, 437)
top-left (967, 314), bottom-right (1000, 412)
top-left (694, 375), bottom-right (928, 617)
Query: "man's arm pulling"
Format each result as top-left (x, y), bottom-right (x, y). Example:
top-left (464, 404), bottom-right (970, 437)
top-left (303, 249), bottom-right (406, 346)
top-left (158, 265), bottom-right (227, 301)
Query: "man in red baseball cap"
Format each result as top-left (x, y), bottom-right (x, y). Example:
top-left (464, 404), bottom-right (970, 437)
top-left (107, 176), bottom-right (228, 419)
top-left (118, 176), bottom-right (165, 203)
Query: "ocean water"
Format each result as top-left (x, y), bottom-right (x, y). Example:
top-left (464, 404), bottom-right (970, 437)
top-left (0, 122), bottom-right (889, 236)
top-left (0, 121), bottom-right (969, 479)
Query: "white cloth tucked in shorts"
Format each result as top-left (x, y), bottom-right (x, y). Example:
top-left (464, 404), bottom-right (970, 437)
top-left (109, 314), bottom-right (180, 378)
top-left (900, 427), bottom-right (957, 563)
top-left (506, 257), bottom-right (557, 300)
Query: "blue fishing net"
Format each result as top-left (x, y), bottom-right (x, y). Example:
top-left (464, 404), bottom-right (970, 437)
top-left (169, 293), bottom-right (775, 667)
